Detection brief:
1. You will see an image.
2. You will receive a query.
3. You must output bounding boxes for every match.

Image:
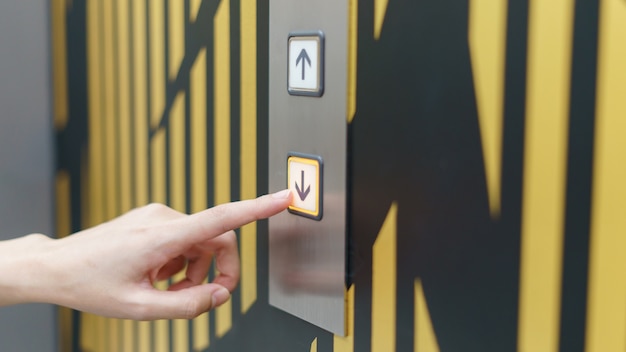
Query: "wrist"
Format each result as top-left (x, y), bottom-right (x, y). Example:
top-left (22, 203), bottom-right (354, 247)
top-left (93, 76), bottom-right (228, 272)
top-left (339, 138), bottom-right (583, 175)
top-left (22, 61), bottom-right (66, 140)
top-left (0, 234), bottom-right (56, 306)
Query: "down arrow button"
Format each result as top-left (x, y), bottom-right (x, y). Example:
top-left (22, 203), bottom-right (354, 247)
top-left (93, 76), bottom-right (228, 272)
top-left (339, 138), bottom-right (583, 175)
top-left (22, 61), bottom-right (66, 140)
top-left (287, 153), bottom-right (322, 220)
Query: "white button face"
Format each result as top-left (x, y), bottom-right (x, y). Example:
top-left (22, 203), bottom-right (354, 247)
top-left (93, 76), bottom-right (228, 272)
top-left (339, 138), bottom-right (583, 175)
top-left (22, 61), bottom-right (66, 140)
top-left (288, 34), bottom-right (323, 96)
top-left (287, 154), bottom-right (322, 220)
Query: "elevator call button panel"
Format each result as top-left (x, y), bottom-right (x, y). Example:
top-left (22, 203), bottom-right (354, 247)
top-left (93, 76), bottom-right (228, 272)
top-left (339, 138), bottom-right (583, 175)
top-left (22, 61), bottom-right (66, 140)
top-left (268, 0), bottom-right (348, 336)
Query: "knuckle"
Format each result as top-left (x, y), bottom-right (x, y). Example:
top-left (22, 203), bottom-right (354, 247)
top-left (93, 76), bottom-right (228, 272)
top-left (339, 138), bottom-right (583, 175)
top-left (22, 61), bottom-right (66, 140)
top-left (132, 305), bottom-right (152, 321)
top-left (210, 204), bottom-right (234, 233)
top-left (24, 233), bottom-right (49, 242)
top-left (125, 297), bottom-right (153, 321)
top-left (223, 230), bottom-right (237, 242)
top-left (145, 202), bottom-right (169, 213)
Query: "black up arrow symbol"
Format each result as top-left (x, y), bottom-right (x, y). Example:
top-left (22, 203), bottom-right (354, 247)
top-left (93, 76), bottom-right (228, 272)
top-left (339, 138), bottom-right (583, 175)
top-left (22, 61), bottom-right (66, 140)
top-left (295, 170), bottom-right (311, 201)
top-left (295, 48), bottom-right (312, 80)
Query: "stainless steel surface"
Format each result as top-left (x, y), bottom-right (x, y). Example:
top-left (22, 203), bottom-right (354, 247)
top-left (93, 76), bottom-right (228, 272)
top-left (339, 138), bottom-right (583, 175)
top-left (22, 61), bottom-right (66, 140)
top-left (268, 0), bottom-right (348, 336)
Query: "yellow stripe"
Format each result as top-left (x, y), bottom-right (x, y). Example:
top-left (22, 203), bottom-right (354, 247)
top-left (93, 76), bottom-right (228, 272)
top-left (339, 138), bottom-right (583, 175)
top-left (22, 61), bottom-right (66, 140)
top-left (117, 0), bottom-right (132, 215)
top-left (79, 314), bottom-right (93, 352)
top-left (371, 203), bottom-right (397, 352)
top-left (468, 0), bottom-right (508, 218)
top-left (310, 337), bottom-right (318, 352)
top-left (133, 0), bottom-right (149, 208)
top-left (333, 286), bottom-right (355, 352)
top-left (80, 160), bottom-right (90, 229)
top-left (131, 1), bottom-right (151, 348)
top-left (150, 0), bottom-right (165, 128)
top-left (517, 1), bottom-right (575, 351)
top-left (191, 0), bottom-right (202, 22)
top-left (86, 0), bottom-right (104, 229)
top-left (138, 321), bottom-right (151, 352)
top-left (95, 316), bottom-right (106, 352)
top-left (122, 320), bottom-right (134, 352)
top-left (191, 48), bottom-right (210, 351)
top-left (109, 319), bottom-right (120, 352)
top-left (193, 311), bottom-right (210, 350)
top-left (191, 48), bottom-right (208, 214)
top-left (55, 170), bottom-right (71, 238)
top-left (116, 0), bottom-right (135, 351)
top-left (214, 0), bottom-right (232, 339)
top-left (55, 170), bottom-right (73, 352)
top-left (347, 0), bottom-right (358, 123)
top-left (154, 287), bottom-right (170, 352)
top-left (240, 0), bottom-right (257, 314)
top-left (168, 0), bottom-right (184, 80)
top-left (51, 0), bottom-right (69, 130)
top-left (90, 315), bottom-right (99, 352)
top-left (173, 283), bottom-right (190, 352)
top-left (414, 279), bottom-right (440, 352)
top-left (84, 1), bottom-right (103, 348)
top-left (57, 304), bottom-right (72, 352)
top-left (151, 129), bottom-right (167, 207)
top-left (58, 308), bottom-right (72, 352)
top-left (103, 0), bottom-right (118, 221)
top-left (585, 1), bottom-right (626, 351)
top-left (374, 0), bottom-right (389, 40)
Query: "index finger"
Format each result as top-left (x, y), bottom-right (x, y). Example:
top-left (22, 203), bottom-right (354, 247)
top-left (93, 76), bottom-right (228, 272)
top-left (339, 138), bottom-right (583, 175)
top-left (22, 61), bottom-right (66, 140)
top-left (164, 189), bottom-right (291, 248)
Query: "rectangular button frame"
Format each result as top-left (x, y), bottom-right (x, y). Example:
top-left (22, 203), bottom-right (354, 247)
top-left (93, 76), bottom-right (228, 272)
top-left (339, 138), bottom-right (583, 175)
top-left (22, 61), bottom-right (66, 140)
top-left (287, 31), bottom-right (325, 97)
top-left (287, 152), bottom-right (323, 220)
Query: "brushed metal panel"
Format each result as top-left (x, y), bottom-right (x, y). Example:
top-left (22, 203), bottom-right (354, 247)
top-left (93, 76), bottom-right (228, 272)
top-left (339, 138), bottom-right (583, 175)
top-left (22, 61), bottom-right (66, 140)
top-left (268, 0), bottom-right (348, 336)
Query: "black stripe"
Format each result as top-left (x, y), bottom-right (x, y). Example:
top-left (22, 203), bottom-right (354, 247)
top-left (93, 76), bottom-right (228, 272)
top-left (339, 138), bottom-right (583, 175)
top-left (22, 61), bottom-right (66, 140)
top-left (255, 0), bottom-right (270, 316)
top-left (353, 1), bottom-right (375, 351)
top-left (162, 2), bottom-right (175, 351)
top-left (184, 0), bottom-right (194, 347)
top-left (204, 0), bottom-right (221, 343)
top-left (500, 0), bottom-right (530, 345)
top-left (98, 0), bottom-right (109, 226)
top-left (126, 0), bottom-right (139, 349)
top-left (559, 1), bottom-right (600, 350)
top-left (65, 2), bottom-right (90, 349)
top-left (230, 0), bottom-right (242, 326)
top-left (144, 0), bottom-right (156, 348)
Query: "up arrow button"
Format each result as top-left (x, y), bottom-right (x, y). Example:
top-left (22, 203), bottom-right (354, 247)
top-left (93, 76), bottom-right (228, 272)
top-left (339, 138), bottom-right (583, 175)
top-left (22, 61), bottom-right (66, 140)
top-left (287, 153), bottom-right (323, 220)
top-left (288, 32), bottom-right (324, 97)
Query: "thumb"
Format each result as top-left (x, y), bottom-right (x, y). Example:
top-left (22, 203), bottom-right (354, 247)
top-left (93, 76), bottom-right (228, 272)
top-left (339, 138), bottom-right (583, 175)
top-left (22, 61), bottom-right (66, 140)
top-left (134, 284), bottom-right (231, 320)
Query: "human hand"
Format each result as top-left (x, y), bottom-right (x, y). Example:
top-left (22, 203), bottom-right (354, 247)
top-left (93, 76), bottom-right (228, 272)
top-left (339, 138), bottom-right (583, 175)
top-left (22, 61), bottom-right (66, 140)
top-left (1, 190), bottom-right (291, 320)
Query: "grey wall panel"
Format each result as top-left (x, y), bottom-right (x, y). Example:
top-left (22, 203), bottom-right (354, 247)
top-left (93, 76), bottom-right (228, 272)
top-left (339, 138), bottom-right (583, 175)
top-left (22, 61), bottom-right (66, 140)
top-left (0, 0), bottom-right (57, 351)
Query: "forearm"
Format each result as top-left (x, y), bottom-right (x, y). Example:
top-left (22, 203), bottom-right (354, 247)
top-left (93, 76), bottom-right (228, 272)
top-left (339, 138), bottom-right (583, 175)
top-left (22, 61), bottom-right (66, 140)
top-left (0, 234), bottom-right (55, 306)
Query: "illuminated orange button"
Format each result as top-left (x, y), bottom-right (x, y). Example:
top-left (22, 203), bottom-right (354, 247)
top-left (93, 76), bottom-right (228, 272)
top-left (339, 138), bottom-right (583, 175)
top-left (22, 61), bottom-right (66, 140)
top-left (287, 153), bottom-right (323, 220)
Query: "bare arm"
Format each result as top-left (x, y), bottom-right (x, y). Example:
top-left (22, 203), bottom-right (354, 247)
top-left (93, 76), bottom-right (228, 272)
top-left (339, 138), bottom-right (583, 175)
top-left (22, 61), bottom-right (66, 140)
top-left (0, 190), bottom-right (291, 320)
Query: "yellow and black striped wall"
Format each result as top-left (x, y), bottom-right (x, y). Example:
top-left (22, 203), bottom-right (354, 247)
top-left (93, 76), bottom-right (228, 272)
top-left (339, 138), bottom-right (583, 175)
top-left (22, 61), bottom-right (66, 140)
top-left (52, 0), bottom-right (626, 351)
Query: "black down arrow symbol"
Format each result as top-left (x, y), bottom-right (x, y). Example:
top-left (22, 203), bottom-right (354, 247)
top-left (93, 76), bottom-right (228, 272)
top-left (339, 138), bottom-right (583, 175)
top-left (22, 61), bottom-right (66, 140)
top-left (295, 170), bottom-right (311, 201)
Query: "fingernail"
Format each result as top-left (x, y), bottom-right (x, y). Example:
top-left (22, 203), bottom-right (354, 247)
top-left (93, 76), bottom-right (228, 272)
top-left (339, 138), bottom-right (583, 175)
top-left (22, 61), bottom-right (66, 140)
top-left (212, 287), bottom-right (231, 308)
top-left (271, 189), bottom-right (291, 199)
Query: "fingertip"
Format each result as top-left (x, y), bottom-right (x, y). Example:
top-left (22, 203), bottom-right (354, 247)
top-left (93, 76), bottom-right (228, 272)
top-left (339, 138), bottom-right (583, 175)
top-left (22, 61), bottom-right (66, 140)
top-left (212, 287), bottom-right (231, 308)
top-left (271, 189), bottom-right (292, 210)
top-left (271, 189), bottom-right (291, 201)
